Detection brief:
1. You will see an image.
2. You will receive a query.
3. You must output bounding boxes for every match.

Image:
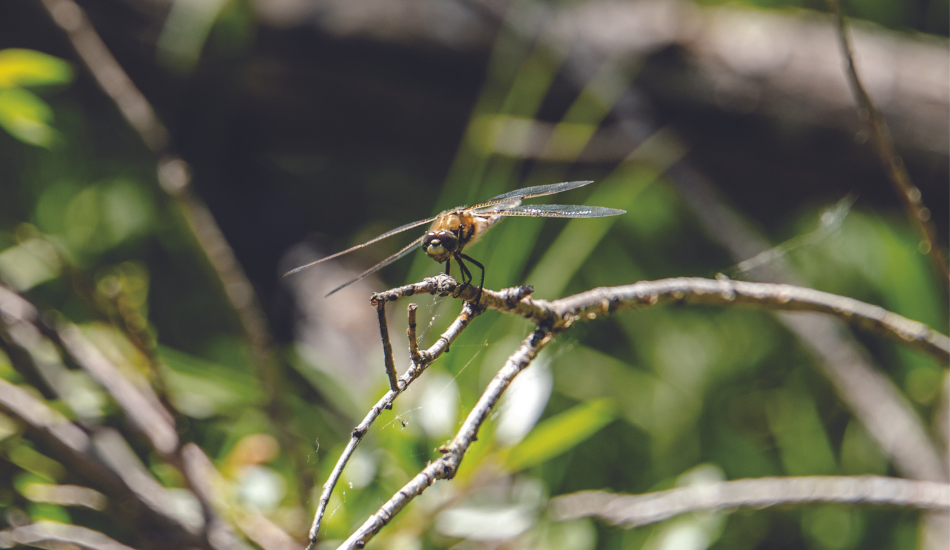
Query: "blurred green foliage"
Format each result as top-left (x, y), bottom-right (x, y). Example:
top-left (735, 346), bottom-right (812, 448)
top-left (0, 3), bottom-right (947, 550)
top-left (0, 49), bottom-right (72, 148)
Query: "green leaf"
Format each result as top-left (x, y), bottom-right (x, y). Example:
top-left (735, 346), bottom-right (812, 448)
top-left (0, 49), bottom-right (73, 88)
top-left (504, 398), bottom-right (615, 472)
top-left (0, 87), bottom-right (58, 147)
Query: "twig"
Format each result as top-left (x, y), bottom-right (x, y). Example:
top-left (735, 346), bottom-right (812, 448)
top-left (372, 274), bottom-right (950, 361)
top-left (372, 274), bottom-right (545, 325)
top-left (376, 303), bottom-right (400, 391)
top-left (471, 0), bottom-right (949, 488)
top-left (52, 323), bottom-right (179, 455)
top-left (0, 378), bottom-right (205, 547)
top-left (825, 0), bottom-right (949, 285)
top-left (182, 445), bottom-right (302, 550)
top-left (0, 520), bottom-right (139, 550)
top-left (326, 272), bottom-right (950, 545)
top-left (550, 476), bottom-right (950, 528)
top-left (670, 164), bottom-right (948, 484)
top-left (35, 0), bottom-right (305, 490)
top-left (20, 483), bottom-right (107, 511)
top-left (407, 304), bottom-right (421, 363)
top-left (0, 285), bottom-right (276, 549)
top-left (307, 299), bottom-right (483, 546)
top-left (551, 277), bottom-right (950, 362)
top-left (337, 328), bottom-right (554, 549)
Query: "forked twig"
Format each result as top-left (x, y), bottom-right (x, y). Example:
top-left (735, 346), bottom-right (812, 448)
top-left (825, 0), bottom-right (949, 284)
top-left (307, 293), bottom-right (483, 545)
top-left (550, 476), bottom-right (950, 528)
top-left (310, 274), bottom-right (949, 548)
top-left (378, 275), bottom-right (949, 360)
top-left (337, 328), bottom-right (554, 549)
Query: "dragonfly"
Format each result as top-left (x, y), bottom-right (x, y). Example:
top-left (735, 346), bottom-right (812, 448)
top-left (285, 180), bottom-right (625, 299)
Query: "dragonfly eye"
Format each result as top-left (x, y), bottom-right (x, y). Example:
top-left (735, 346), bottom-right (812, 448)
top-left (423, 231), bottom-right (458, 261)
top-left (438, 232), bottom-right (458, 251)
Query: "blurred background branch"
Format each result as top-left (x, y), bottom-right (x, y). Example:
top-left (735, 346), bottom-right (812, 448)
top-left (550, 476), bottom-right (950, 527)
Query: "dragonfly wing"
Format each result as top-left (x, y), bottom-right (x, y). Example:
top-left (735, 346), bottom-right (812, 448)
top-left (494, 204), bottom-right (626, 218)
top-left (469, 198), bottom-right (523, 214)
top-left (470, 180), bottom-right (595, 210)
top-left (324, 235), bottom-right (426, 297)
top-left (284, 215), bottom-right (437, 276)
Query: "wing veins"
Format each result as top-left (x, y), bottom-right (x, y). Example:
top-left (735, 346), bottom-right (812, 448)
top-left (465, 180), bottom-right (595, 210)
top-left (491, 204), bottom-right (626, 218)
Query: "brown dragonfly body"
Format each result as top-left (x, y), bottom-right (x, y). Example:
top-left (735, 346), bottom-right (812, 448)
top-left (286, 180), bottom-right (625, 298)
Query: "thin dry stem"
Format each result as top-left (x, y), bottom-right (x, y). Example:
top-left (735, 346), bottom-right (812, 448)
top-left (0, 285), bottom-right (294, 549)
top-left (408, 304), bottom-right (421, 363)
top-left (324, 273), bottom-right (949, 547)
top-left (824, 0), bottom-right (948, 284)
top-left (0, 378), bottom-right (207, 546)
top-left (550, 476), bottom-right (950, 528)
top-left (375, 303), bottom-right (400, 391)
top-left (0, 521), bottom-right (140, 550)
top-left (381, 275), bottom-right (949, 361)
top-left (307, 301), bottom-right (482, 546)
top-left (35, 0), bottom-right (304, 487)
top-left (337, 328), bottom-right (554, 549)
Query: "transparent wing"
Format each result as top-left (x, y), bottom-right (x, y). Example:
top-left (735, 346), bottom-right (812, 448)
top-left (468, 180), bottom-right (595, 210)
top-left (492, 204), bottom-right (626, 218)
top-left (284, 216), bottom-right (437, 277)
top-left (324, 235), bottom-right (426, 297)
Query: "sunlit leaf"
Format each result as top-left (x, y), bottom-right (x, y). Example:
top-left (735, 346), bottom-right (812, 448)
top-left (0, 49), bottom-right (73, 88)
top-left (504, 397), bottom-right (615, 472)
top-left (8, 445), bottom-right (65, 483)
top-left (0, 87), bottom-right (57, 147)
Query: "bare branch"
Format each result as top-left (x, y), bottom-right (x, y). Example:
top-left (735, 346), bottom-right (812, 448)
top-left (371, 274), bottom-right (547, 325)
top-left (337, 328), bottom-right (554, 550)
top-left (825, 0), bottom-right (948, 285)
top-left (376, 303), bottom-right (400, 391)
top-left (672, 166), bottom-right (949, 486)
top-left (0, 378), bottom-right (205, 546)
top-left (0, 520), bottom-right (139, 550)
top-left (307, 300), bottom-right (483, 545)
top-left (36, 0), bottom-right (168, 152)
top-left (550, 278), bottom-right (950, 362)
top-left (473, 0), bottom-right (950, 488)
top-left (182, 445), bottom-right (303, 550)
top-left (35, 0), bottom-right (303, 484)
top-left (407, 304), bottom-right (421, 363)
top-left (378, 275), bottom-right (949, 361)
top-left (550, 476), bottom-right (950, 528)
top-left (314, 268), bottom-right (949, 547)
top-left (0, 285), bottom-right (275, 549)
top-left (52, 323), bottom-right (178, 454)
top-left (20, 483), bottom-right (107, 511)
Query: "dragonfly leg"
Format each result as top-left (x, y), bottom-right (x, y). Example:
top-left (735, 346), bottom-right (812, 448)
top-left (459, 253), bottom-right (485, 305)
top-left (453, 253), bottom-right (473, 298)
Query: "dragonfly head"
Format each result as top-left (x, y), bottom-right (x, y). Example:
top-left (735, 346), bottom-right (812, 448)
top-left (423, 231), bottom-right (458, 263)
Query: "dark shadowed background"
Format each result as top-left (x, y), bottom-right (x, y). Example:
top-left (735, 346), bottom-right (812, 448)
top-left (0, 0), bottom-right (947, 548)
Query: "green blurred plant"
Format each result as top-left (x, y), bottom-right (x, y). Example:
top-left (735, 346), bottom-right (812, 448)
top-left (0, 49), bottom-right (72, 148)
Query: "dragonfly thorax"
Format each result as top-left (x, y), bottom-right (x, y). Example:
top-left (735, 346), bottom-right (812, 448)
top-left (423, 211), bottom-right (478, 263)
